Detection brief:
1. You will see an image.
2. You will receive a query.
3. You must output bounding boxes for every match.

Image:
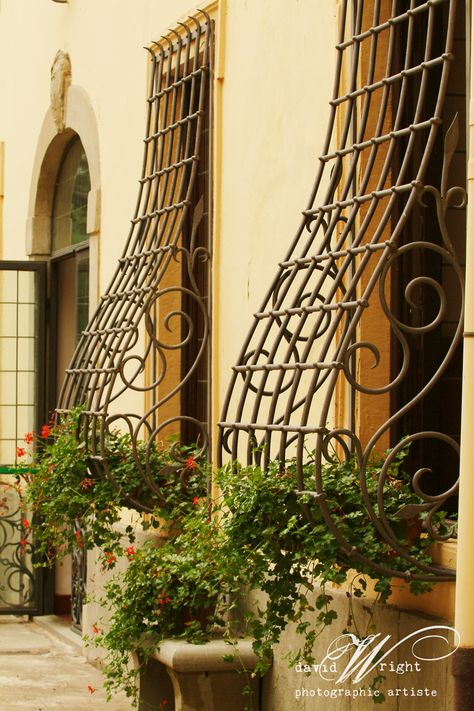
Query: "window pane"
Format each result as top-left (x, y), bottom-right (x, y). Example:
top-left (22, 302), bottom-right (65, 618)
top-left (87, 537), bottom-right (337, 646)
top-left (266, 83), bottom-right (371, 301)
top-left (0, 271), bottom-right (17, 302)
top-left (76, 257), bottom-right (89, 342)
top-left (0, 304), bottom-right (17, 337)
top-left (52, 137), bottom-right (91, 252)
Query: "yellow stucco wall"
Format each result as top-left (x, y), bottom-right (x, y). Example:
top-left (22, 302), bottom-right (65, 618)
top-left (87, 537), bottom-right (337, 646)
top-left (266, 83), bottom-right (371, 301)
top-left (0, 0), bottom-right (195, 269)
top-left (214, 0), bottom-right (336, 426)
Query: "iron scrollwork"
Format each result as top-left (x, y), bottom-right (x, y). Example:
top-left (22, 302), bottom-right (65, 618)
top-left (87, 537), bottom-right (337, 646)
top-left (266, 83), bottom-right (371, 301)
top-left (56, 13), bottom-right (213, 510)
top-left (218, 0), bottom-right (464, 581)
top-left (0, 475), bottom-right (36, 611)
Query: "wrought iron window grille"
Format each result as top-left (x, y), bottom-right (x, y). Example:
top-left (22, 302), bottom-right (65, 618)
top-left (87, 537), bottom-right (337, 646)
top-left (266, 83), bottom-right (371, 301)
top-left (218, 0), bottom-right (464, 582)
top-left (56, 12), bottom-right (213, 513)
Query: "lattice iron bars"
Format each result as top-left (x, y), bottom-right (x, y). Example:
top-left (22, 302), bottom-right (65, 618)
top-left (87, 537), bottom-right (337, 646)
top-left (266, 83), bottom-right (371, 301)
top-left (218, 0), bottom-right (464, 581)
top-left (57, 12), bottom-right (213, 512)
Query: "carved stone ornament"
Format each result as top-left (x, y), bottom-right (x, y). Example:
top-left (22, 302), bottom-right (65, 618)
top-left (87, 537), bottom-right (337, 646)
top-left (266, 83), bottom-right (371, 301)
top-left (50, 50), bottom-right (71, 132)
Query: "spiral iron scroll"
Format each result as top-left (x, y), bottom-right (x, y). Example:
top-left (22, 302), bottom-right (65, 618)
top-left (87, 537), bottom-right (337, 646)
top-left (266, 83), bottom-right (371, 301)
top-left (218, 0), bottom-right (464, 581)
top-left (56, 13), bottom-right (213, 511)
top-left (0, 476), bottom-right (36, 611)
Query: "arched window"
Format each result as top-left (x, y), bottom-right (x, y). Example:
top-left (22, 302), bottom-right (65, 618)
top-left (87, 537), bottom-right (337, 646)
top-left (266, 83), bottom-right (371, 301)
top-left (50, 136), bottom-right (91, 402)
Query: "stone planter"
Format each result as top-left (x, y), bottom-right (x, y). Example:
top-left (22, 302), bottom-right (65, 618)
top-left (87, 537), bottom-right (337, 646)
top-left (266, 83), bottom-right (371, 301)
top-left (139, 638), bottom-right (264, 711)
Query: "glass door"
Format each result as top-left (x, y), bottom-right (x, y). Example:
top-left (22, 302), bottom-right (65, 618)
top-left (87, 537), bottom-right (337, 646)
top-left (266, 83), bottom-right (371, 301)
top-left (0, 261), bottom-right (49, 615)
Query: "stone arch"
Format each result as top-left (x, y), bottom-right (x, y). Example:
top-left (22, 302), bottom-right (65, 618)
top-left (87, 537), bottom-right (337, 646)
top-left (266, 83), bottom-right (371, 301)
top-left (27, 83), bottom-right (101, 306)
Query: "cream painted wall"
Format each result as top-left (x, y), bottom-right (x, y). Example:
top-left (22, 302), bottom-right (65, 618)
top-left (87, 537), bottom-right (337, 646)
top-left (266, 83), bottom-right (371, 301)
top-left (0, 0), bottom-right (199, 272)
top-left (215, 0), bottom-right (336, 427)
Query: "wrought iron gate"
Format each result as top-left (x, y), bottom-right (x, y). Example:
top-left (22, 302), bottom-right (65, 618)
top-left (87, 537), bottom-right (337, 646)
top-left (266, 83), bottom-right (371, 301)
top-left (0, 261), bottom-right (50, 615)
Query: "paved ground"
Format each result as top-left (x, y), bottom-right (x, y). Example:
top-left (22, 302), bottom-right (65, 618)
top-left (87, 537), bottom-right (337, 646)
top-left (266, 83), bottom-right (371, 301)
top-left (0, 618), bottom-right (133, 710)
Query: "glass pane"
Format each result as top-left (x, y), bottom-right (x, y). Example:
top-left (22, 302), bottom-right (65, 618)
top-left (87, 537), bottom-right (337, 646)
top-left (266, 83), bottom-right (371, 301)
top-left (0, 338), bottom-right (17, 371)
top-left (17, 271), bottom-right (35, 303)
top-left (17, 372), bottom-right (35, 406)
top-left (18, 304), bottom-right (35, 338)
top-left (52, 137), bottom-right (91, 252)
top-left (0, 406), bottom-right (16, 439)
top-left (0, 374), bottom-right (16, 404)
top-left (17, 338), bottom-right (35, 371)
top-left (17, 406), bottom-right (35, 440)
top-left (76, 259), bottom-right (89, 342)
top-left (0, 303), bottom-right (17, 337)
top-left (71, 154), bottom-right (90, 244)
top-left (0, 440), bottom-right (15, 464)
top-left (0, 271), bottom-right (17, 303)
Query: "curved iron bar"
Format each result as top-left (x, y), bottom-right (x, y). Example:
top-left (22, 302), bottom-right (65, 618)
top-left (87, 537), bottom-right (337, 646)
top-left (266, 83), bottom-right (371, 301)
top-left (0, 479), bottom-right (36, 609)
top-left (218, 0), bottom-right (464, 581)
top-left (56, 12), bottom-right (213, 511)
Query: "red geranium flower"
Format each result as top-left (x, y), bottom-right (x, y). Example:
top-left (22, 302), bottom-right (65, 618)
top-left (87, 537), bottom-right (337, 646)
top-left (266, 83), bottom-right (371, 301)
top-left (92, 625), bottom-right (99, 635)
top-left (24, 432), bottom-right (33, 444)
top-left (125, 546), bottom-right (136, 559)
top-left (184, 456), bottom-right (197, 470)
top-left (16, 447), bottom-right (26, 458)
top-left (21, 518), bottom-right (29, 529)
top-left (157, 591), bottom-right (170, 606)
top-left (41, 424), bottom-right (52, 438)
top-left (75, 529), bottom-right (83, 547)
top-left (87, 685), bottom-right (95, 694)
top-left (104, 551), bottom-right (116, 567)
top-left (20, 538), bottom-right (27, 548)
top-left (193, 497), bottom-right (200, 506)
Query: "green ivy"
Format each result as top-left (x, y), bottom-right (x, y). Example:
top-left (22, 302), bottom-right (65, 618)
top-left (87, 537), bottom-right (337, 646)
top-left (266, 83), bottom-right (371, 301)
top-left (22, 409), bottom-right (209, 564)
top-left (89, 445), bottom-right (452, 706)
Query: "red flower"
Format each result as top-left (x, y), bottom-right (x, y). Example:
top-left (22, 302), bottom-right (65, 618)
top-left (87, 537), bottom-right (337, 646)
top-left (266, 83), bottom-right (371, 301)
top-left (92, 625), bottom-right (99, 635)
top-left (104, 551), bottom-right (116, 567)
top-left (193, 497), bottom-right (200, 506)
top-left (184, 456), bottom-right (197, 470)
top-left (75, 529), bottom-right (83, 548)
top-left (16, 447), bottom-right (26, 458)
top-left (79, 477), bottom-right (94, 490)
top-left (125, 546), bottom-right (136, 559)
top-left (24, 432), bottom-right (33, 444)
top-left (20, 538), bottom-right (27, 548)
top-left (21, 518), bottom-right (29, 529)
top-left (41, 424), bottom-right (52, 438)
top-left (87, 685), bottom-right (95, 694)
top-left (157, 591), bottom-right (170, 606)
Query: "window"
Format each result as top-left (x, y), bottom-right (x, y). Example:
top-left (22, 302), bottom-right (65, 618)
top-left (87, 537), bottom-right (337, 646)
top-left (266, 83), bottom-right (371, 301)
top-left (50, 136), bottom-right (91, 406)
top-left (57, 13), bottom-right (214, 508)
top-left (217, 0), bottom-right (463, 581)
